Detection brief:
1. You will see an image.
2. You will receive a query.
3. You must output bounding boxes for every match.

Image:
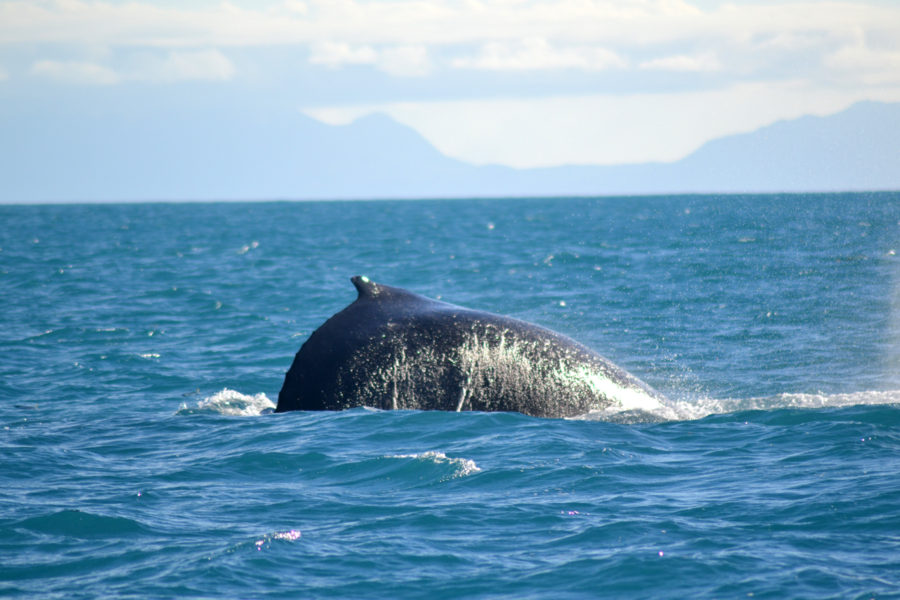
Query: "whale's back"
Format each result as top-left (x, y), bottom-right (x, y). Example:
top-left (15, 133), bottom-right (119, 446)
top-left (276, 277), bottom-right (665, 417)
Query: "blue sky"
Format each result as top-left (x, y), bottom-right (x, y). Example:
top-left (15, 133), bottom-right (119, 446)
top-left (2, 0), bottom-right (900, 167)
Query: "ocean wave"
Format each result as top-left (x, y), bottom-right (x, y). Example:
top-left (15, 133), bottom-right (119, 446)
top-left (15, 509), bottom-right (147, 539)
top-left (254, 529), bottom-right (301, 551)
top-left (176, 388), bottom-right (275, 416)
top-left (390, 451), bottom-right (481, 478)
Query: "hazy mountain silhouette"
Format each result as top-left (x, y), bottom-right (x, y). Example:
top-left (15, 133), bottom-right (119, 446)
top-left (2, 97), bottom-right (897, 202)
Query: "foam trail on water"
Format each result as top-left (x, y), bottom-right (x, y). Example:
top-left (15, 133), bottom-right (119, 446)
top-left (580, 389), bottom-right (900, 423)
top-left (724, 389), bottom-right (900, 412)
top-left (177, 388), bottom-right (899, 421)
top-left (176, 389), bottom-right (275, 416)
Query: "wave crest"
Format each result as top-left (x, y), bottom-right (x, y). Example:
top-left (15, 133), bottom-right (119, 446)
top-left (176, 388), bottom-right (275, 416)
top-left (390, 451), bottom-right (481, 478)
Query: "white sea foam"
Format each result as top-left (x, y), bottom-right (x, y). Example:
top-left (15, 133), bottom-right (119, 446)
top-left (176, 388), bottom-right (275, 416)
top-left (237, 241), bottom-right (259, 255)
top-left (723, 389), bottom-right (900, 412)
top-left (254, 529), bottom-right (301, 551)
top-left (391, 451), bottom-right (481, 477)
top-left (579, 389), bottom-right (900, 423)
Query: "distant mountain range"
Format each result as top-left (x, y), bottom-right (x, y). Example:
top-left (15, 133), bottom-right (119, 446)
top-left (2, 98), bottom-right (898, 202)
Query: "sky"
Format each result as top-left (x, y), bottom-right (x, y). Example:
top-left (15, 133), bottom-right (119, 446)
top-left (2, 0), bottom-right (900, 168)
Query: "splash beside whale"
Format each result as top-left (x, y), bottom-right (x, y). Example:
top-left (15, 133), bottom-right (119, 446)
top-left (275, 276), bottom-right (667, 418)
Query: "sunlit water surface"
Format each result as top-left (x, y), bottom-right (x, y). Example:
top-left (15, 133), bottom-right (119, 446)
top-left (2, 194), bottom-right (899, 598)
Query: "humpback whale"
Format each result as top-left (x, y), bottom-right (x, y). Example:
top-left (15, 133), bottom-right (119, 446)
top-left (276, 276), bottom-right (666, 418)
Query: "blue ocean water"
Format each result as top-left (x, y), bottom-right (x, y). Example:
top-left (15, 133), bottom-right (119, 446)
top-left (1, 193), bottom-right (899, 598)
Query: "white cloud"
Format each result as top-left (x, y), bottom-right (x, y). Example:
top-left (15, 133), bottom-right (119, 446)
top-left (303, 81), bottom-right (900, 167)
top-left (282, 1), bottom-right (308, 15)
top-left (376, 45), bottom-right (431, 77)
top-left (639, 52), bottom-right (720, 72)
top-left (0, 0), bottom-right (898, 92)
top-left (132, 50), bottom-right (236, 83)
top-left (308, 42), bottom-right (431, 77)
top-left (0, 65), bottom-right (8, 81)
top-left (31, 59), bottom-right (120, 85)
top-left (452, 38), bottom-right (626, 71)
top-left (1, 1), bottom-right (896, 54)
top-left (825, 39), bottom-right (900, 85)
top-left (29, 50), bottom-right (235, 85)
top-left (309, 42), bottom-right (377, 68)
top-left (302, 105), bottom-right (371, 126)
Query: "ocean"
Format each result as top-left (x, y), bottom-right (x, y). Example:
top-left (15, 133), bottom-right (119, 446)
top-left (1, 193), bottom-right (899, 598)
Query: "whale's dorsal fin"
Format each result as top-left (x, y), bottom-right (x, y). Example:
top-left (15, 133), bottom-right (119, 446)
top-left (350, 275), bottom-right (442, 307)
top-left (351, 275), bottom-right (380, 299)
